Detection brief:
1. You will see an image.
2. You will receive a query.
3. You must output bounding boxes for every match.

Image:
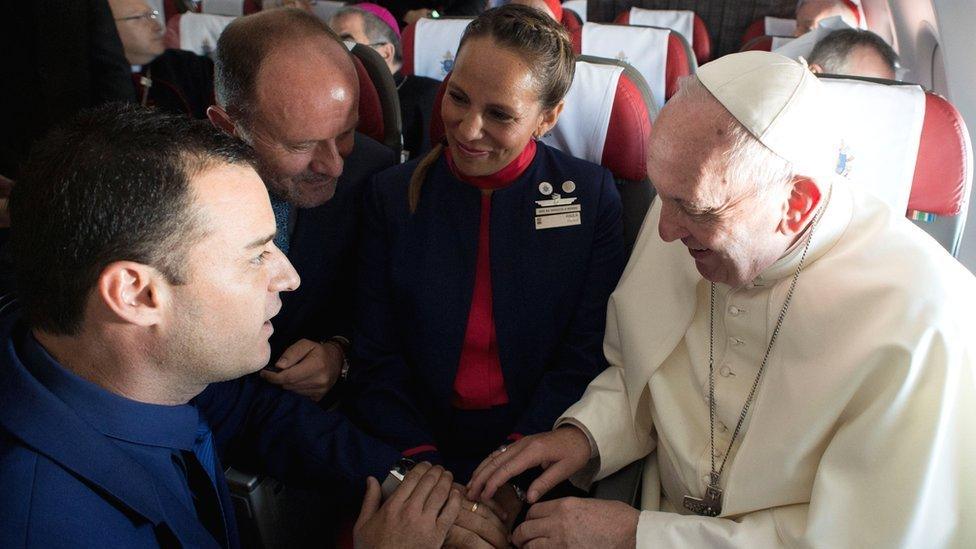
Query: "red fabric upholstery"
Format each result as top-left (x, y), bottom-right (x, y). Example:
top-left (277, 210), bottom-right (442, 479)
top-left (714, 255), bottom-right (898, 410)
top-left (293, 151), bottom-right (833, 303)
top-left (910, 93), bottom-right (971, 216)
top-left (163, 0), bottom-right (188, 20)
top-left (351, 55), bottom-right (385, 144)
top-left (614, 10), bottom-right (711, 64)
top-left (561, 10), bottom-right (582, 34)
top-left (741, 18), bottom-right (766, 48)
top-left (243, 0), bottom-right (260, 14)
top-left (739, 35), bottom-right (774, 52)
top-left (164, 14), bottom-right (182, 50)
top-left (571, 26), bottom-right (691, 102)
top-left (400, 21), bottom-right (417, 76)
top-left (430, 64), bottom-right (652, 182)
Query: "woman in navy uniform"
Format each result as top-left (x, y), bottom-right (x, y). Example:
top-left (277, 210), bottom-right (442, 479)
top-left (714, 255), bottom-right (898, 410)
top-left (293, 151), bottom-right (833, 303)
top-left (349, 5), bottom-right (625, 488)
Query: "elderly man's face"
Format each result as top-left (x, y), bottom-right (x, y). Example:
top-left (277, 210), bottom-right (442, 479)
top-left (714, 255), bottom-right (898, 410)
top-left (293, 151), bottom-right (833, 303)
top-left (163, 162), bottom-right (300, 382)
top-left (795, 0), bottom-right (858, 37)
top-left (330, 12), bottom-right (370, 44)
top-left (648, 95), bottom-right (794, 288)
top-left (244, 39), bottom-right (359, 208)
top-left (108, 0), bottom-right (165, 65)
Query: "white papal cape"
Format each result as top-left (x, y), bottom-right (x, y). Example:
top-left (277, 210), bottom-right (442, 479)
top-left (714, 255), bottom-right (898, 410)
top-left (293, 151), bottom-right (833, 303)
top-left (560, 182), bottom-right (976, 547)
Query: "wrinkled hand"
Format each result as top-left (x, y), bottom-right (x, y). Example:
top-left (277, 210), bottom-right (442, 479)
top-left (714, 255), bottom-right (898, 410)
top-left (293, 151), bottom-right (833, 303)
top-left (467, 427), bottom-right (591, 504)
top-left (0, 174), bottom-right (13, 228)
top-left (449, 483), bottom-right (511, 548)
top-left (260, 338), bottom-right (342, 401)
top-left (511, 497), bottom-right (639, 549)
top-left (354, 462), bottom-right (461, 549)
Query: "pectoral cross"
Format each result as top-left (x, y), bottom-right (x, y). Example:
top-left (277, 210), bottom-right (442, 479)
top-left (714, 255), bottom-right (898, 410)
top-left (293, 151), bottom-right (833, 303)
top-left (683, 483), bottom-right (723, 517)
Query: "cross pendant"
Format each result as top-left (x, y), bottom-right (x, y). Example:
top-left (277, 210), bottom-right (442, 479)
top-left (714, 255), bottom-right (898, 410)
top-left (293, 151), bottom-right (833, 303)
top-left (683, 484), bottom-right (723, 517)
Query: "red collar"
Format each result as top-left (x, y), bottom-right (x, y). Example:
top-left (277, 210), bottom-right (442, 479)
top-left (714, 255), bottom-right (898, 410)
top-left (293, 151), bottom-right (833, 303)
top-left (445, 140), bottom-right (537, 190)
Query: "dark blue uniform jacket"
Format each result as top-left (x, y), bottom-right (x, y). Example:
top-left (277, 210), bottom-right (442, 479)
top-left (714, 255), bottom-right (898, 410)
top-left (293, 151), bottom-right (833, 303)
top-left (0, 310), bottom-right (400, 548)
top-left (349, 143), bottom-right (625, 479)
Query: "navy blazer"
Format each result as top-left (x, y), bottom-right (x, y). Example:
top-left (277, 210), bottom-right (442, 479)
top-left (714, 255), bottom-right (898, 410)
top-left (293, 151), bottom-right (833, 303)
top-left (269, 133), bottom-right (397, 363)
top-left (0, 311), bottom-right (400, 548)
top-left (349, 143), bottom-right (625, 475)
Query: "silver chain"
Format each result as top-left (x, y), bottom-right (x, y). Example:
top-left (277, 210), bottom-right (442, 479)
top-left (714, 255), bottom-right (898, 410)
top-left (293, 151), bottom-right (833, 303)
top-left (707, 200), bottom-right (827, 485)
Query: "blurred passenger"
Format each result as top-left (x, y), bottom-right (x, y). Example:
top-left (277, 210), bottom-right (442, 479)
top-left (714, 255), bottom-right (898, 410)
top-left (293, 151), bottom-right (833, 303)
top-left (0, 104), bottom-right (463, 549)
top-left (330, 4), bottom-right (441, 158)
top-left (109, 0), bottom-right (215, 118)
top-left (349, 3), bottom-right (625, 532)
top-left (794, 0), bottom-right (859, 37)
top-left (207, 9), bottom-right (397, 403)
top-left (808, 28), bottom-right (898, 80)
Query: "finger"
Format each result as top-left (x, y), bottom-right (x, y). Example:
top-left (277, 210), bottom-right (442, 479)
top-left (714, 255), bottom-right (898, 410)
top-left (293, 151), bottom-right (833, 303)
top-left (355, 477), bottom-right (382, 529)
top-left (271, 351), bottom-right (326, 385)
top-left (423, 468), bottom-right (454, 516)
top-left (456, 505), bottom-right (508, 548)
top-left (406, 465), bottom-right (446, 514)
top-left (387, 461), bottom-right (432, 507)
top-left (525, 459), bottom-right (580, 503)
top-left (522, 539), bottom-right (553, 549)
top-left (274, 338), bottom-right (318, 369)
top-left (435, 488), bottom-right (463, 540)
top-left (467, 444), bottom-right (526, 501)
top-left (523, 499), bottom-right (560, 521)
top-left (480, 445), bottom-right (543, 501)
top-left (511, 517), bottom-right (553, 547)
top-left (468, 448), bottom-right (505, 489)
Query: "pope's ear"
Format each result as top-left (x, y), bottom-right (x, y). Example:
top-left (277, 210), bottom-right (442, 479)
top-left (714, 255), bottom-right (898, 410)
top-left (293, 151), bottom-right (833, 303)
top-left (780, 176), bottom-right (823, 235)
top-left (96, 262), bottom-right (168, 327)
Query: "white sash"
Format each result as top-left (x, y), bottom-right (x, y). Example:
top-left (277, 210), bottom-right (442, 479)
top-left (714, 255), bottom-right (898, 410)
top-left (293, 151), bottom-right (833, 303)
top-left (821, 78), bottom-right (925, 214)
top-left (541, 60), bottom-right (621, 165)
top-left (413, 18), bottom-right (472, 81)
top-left (628, 8), bottom-right (694, 50)
top-left (581, 23), bottom-right (668, 109)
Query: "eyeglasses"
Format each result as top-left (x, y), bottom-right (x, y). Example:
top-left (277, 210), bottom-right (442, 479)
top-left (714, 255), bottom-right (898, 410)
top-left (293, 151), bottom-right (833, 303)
top-left (115, 9), bottom-right (160, 23)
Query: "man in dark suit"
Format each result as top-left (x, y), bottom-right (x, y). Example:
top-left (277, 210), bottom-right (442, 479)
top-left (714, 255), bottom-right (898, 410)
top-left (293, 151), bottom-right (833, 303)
top-left (108, 0), bottom-right (215, 119)
top-left (331, 4), bottom-right (442, 160)
top-left (208, 9), bottom-right (397, 402)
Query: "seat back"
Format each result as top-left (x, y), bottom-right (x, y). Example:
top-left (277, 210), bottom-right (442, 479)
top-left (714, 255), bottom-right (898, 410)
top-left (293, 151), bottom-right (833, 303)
top-left (560, 8), bottom-right (582, 33)
top-left (615, 8), bottom-right (710, 64)
top-left (739, 34), bottom-right (794, 53)
top-left (741, 16), bottom-right (796, 48)
top-left (347, 42), bottom-right (403, 158)
top-left (574, 23), bottom-right (694, 110)
top-left (199, 0), bottom-right (260, 16)
top-left (310, 1), bottom-right (346, 24)
top-left (429, 56), bottom-right (656, 253)
top-left (562, 0), bottom-right (587, 23)
top-left (165, 12), bottom-right (236, 56)
top-left (400, 17), bottom-right (473, 81)
top-left (819, 75), bottom-right (972, 255)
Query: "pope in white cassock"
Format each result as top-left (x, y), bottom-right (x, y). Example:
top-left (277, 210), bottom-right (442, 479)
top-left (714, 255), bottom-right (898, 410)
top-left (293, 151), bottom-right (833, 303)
top-left (465, 51), bottom-right (976, 548)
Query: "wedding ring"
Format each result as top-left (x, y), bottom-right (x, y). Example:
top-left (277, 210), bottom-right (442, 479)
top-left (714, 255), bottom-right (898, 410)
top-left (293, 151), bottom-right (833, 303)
top-left (471, 502), bottom-right (479, 512)
top-left (498, 445), bottom-right (508, 453)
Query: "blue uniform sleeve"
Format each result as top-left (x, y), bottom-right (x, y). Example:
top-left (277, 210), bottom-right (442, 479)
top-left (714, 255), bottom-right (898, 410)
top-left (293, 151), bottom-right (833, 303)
top-left (512, 169), bottom-right (625, 437)
top-left (195, 375), bottom-right (401, 501)
top-left (346, 173), bottom-right (443, 462)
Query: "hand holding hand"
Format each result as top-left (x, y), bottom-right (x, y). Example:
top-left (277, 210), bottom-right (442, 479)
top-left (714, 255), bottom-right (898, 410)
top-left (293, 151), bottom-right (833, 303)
top-left (260, 338), bottom-right (343, 401)
top-left (511, 497), bottom-right (639, 549)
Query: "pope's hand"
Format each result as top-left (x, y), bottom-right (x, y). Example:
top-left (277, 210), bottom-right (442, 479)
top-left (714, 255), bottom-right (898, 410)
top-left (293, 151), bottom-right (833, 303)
top-left (260, 338), bottom-right (342, 401)
top-left (466, 426), bottom-right (591, 504)
top-left (511, 497), bottom-right (639, 549)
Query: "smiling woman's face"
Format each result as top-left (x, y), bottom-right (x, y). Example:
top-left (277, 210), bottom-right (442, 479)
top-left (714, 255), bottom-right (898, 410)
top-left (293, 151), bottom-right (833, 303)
top-left (440, 36), bottom-right (553, 176)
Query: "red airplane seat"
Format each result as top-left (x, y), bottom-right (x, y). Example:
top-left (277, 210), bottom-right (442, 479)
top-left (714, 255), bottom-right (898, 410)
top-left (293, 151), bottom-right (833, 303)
top-left (348, 42), bottom-right (403, 157)
top-left (400, 17), bottom-right (473, 81)
top-left (615, 7), bottom-right (710, 64)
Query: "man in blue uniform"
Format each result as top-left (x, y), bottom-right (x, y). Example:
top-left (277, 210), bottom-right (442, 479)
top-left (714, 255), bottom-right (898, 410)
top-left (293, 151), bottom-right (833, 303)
top-left (0, 105), bottom-right (462, 548)
top-left (207, 8), bottom-right (398, 403)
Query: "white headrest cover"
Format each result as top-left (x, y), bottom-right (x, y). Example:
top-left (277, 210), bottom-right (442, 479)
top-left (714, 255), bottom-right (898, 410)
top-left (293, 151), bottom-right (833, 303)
top-left (541, 60), bottom-right (622, 164)
top-left (582, 23), bottom-right (668, 109)
top-left (764, 16), bottom-right (796, 37)
top-left (310, 1), bottom-right (346, 23)
top-left (697, 51), bottom-right (838, 177)
top-left (201, 0), bottom-right (243, 16)
top-left (178, 13), bottom-right (236, 56)
top-left (413, 18), bottom-right (472, 81)
top-left (562, 0), bottom-right (587, 23)
top-left (629, 8), bottom-right (694, 49)
top-left (821, 78), bottom-right (925, 213)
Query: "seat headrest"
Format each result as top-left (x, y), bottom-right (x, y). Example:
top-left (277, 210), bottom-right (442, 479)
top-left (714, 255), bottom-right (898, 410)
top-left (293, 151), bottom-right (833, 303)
top-left (310, 1), bottom-right (346, 24)
top-left (562, 0), bottom-right (587, 23)
top-left (560, 9), bottom-right (582, 33)
top-left (576, 23), bottom-right (693, 109)
top-left (349, 51), bottom-right (386, 146)
top-left (819, 76), bottom-right (972, 218)
top-left (199, 0), bottom-right (247, 16)
top-left (616, 8), bottom-right (711, 63)
top-left (741, 17), bottom-right (796, 49)
top-left (401, 18), bottom-right (473, 81)
top-left (428, 56), bottom-right (653, 181)
top-left (169, 12), bottom-right (236, 56)
top-left (740, 35), bottom-right (794, 52)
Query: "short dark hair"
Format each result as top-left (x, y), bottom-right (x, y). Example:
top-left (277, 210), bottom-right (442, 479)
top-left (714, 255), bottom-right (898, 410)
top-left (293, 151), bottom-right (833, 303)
top-left (334, 6), bottom-right (403, 65)
top-left (808, 28), bottom-right (899, 76)
top-left (459, 4), bottom-right (575, 110)
top-left (9, 103), bottom-right (256, 335)
top-left (214, 8), bottom-right (346, 124)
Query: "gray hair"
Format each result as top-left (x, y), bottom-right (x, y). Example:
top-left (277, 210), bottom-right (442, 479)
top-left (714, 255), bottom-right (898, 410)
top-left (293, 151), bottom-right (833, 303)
top-left (333, 6), bottom-right (402, 64)
top-left (673, 77), bottom-right (795, 196)
top-left (808, 28), bottom-right (898, 76)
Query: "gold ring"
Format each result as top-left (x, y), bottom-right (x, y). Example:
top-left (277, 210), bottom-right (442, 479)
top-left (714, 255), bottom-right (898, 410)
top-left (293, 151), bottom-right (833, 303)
top-left (471, 502), bottom-right (479, 512)
top-left (499, 445), bottom-right (508, 453)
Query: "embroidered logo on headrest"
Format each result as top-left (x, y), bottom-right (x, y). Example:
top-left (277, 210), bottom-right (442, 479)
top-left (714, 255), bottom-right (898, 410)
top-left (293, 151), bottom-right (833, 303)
top-left (441, 51), bottom-right (455, 76)
top-left (836, 140), bottom-right (855, 178)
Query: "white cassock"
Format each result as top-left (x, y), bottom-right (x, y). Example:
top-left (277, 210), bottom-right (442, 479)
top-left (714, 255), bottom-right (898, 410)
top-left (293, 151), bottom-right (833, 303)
top-left (559, 181), bottom-right (976, 547)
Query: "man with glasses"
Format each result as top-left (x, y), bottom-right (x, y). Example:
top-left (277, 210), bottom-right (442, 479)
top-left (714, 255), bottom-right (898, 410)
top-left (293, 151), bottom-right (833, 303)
top-left (109, 0), bottom-right (215, 118)
top-left (330, 4), bottom-right (441, 159)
